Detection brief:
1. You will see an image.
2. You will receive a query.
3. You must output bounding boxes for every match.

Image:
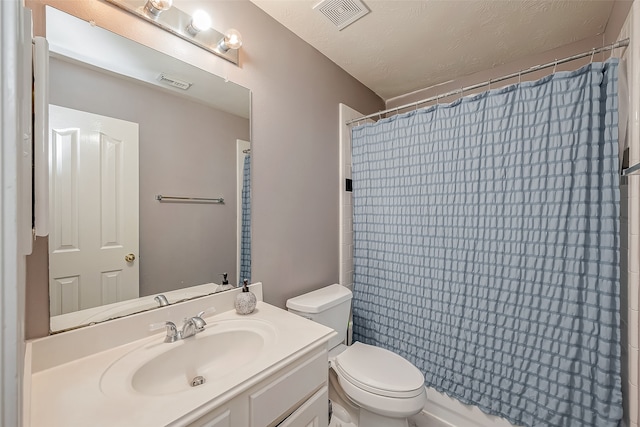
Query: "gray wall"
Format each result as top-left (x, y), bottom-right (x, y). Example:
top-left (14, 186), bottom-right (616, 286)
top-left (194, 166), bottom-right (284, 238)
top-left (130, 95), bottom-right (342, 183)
top-left (208, 1), bottom-right (386, 308)
top-left (49, 57), bottom-right (249, 296)
top-left (25, 0), bottom-right (384, 338)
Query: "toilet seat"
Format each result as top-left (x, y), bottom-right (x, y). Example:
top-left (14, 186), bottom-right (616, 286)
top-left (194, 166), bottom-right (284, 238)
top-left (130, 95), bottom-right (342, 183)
top-left (333, 342), bottom-right (425, 398)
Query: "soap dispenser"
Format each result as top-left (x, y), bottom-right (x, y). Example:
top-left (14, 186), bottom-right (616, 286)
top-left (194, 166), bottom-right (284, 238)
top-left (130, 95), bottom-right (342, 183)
top-left (235, 279), bottom-right (257, 315)
top-left (219, 273), bottom-right (233, 291)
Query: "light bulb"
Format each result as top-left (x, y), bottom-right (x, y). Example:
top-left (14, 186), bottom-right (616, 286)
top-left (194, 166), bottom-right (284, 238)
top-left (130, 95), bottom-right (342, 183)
top-left (224, 29), bottom-right (243, 49)
top-left (218, 28), bottom-right (243, 52)
top-left (144, 0), bottom-right (172, 17)
top-left (186, 10), bottom-right (212, 35)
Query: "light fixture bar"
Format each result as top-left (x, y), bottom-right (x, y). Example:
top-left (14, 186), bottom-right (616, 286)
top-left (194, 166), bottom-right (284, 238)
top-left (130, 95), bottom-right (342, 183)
top-left (104, 0), bottom-right (240, 65)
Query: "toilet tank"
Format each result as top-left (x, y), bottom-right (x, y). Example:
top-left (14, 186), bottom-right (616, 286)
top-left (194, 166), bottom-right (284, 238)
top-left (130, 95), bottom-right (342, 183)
top-left (286, 284), bottom-right (352, 350)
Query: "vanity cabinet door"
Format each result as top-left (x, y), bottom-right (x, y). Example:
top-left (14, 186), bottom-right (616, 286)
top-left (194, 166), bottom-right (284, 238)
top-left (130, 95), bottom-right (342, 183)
top-left (277, 386), bottom-right (328, 427)
top-left (249, 350), bottom-right (327, 426)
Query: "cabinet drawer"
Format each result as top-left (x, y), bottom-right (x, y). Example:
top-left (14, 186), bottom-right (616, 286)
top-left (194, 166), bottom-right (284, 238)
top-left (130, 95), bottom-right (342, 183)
top-left (278, 386), bottom-right (328, 427)
top-left (249, 350), bottom-right (327, 427)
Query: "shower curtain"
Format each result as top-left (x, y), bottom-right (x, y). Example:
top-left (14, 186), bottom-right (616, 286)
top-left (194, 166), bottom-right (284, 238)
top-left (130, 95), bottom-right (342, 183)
top-left (351, 61), bottom-right (621, 427)
top-left (239, 154), bottom-right (251, 284)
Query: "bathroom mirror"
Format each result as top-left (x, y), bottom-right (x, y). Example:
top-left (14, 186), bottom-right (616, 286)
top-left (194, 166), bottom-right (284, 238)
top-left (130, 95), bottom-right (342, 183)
top-left (41, 7), bottom-right (251, 332)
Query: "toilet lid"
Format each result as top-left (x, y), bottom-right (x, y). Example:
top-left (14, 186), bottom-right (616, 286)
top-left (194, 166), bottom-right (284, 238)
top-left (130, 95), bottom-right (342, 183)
top-left (334, 342), bottom-right (425, 398)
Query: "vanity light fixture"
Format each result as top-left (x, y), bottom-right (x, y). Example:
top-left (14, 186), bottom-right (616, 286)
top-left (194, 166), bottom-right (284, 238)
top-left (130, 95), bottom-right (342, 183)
top-left (105, 0), bottom-right (242, 65)
top-left (217, 28), bottom-right (243, 53)
top-left (144, 0), bottom-right (172, 17)
top-left (186, 10), bottom-right (212, 36)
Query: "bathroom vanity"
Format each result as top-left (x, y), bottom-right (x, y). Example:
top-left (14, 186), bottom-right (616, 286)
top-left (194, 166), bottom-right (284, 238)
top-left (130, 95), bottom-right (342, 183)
top-left (24, 284), bottom-right (336, 426)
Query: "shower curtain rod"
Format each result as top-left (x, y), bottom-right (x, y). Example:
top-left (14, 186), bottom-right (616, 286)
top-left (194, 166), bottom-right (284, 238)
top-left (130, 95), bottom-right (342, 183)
top-left (346, 38), bottom-right (630, 126)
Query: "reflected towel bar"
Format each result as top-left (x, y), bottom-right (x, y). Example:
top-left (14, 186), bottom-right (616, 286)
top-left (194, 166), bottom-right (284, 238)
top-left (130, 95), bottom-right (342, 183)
top-left (155, 195), bottom-right (225, 203)
top-left (622, 163), bottom-right (640, 177)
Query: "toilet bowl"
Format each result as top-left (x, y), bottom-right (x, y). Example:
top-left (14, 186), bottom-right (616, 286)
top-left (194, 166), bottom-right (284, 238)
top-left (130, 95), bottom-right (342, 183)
top-left (286, 285), bottom-right (427, 427)
top-left (331, 342), bottom-right (427, 426)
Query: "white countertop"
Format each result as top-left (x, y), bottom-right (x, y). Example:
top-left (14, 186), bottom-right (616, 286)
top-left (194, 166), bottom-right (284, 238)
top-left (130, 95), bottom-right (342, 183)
top-left (28, 299), bottom-right (335, 427)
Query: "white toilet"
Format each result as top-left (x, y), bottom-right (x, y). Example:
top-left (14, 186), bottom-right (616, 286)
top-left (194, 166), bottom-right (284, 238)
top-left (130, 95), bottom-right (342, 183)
top-left (286, 284), bottom-right (427, 427)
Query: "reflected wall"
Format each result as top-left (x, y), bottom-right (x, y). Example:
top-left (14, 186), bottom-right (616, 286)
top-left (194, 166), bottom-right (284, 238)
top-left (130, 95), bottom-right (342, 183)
top-left (50, 58), bottom-right (250, 297)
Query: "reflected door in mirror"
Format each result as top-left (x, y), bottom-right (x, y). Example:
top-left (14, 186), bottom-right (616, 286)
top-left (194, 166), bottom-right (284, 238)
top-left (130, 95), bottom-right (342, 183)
top-left (49, 105), bottom-right (139, 315)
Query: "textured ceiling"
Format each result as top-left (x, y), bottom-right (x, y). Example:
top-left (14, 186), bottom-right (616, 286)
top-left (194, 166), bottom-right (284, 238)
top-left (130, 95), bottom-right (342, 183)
top-left (249, 0), bottom-right (616, 100)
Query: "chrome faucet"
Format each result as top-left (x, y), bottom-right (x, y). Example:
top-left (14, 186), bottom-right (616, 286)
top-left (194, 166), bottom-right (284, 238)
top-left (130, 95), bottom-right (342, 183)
top-left (180, 313), bottom-right (207, 339)
top-left (154, 294), bottom-right (170, 307)
top-left (151, 308), bottom-right (214, 343)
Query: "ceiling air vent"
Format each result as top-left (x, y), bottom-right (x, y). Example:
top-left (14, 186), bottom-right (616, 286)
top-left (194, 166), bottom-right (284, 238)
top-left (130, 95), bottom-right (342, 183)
top-left (157, 73), bottom-right (192, 90)
top-left (313, 0), bottom-right (370, 31)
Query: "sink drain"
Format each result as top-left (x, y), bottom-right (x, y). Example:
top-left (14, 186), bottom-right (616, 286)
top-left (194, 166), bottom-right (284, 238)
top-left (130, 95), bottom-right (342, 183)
top-left (190, 376), bottom-right (206, 387)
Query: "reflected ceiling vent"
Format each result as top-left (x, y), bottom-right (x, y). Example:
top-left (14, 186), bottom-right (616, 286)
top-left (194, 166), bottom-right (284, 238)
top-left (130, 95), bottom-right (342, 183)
top-left (157, 73), bottom-right (192, 90)
top-left (313, 0), bottom-right (370, 31)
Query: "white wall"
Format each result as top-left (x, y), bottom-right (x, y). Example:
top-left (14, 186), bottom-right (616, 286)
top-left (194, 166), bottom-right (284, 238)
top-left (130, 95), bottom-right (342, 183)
top-left (338, 103), bottom-right (374, 291)
top-left (618, 4), bottom-right (640, 426)
top-left (0, 2), bottom-right (29, 425)
top-left (338, 104), bottom-right (357, 290)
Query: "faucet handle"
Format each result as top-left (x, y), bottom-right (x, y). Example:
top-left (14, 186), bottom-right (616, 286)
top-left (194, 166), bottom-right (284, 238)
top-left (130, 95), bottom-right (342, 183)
top-left (149, 321), bottom-right (168, 331)
top-left (190, 307), bottom-right (215, 333)
top-left (149, 321), bottom-right (179, 343)
top-left (197, 306), bottom-right (216, 319)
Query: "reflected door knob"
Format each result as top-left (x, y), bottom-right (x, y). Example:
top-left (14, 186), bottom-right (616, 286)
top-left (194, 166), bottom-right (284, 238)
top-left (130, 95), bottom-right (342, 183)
top-left (125, 253), bottom-right (136, 263)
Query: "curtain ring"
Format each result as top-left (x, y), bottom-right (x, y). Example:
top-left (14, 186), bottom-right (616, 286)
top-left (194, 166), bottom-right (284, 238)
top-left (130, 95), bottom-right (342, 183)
top-left (518, 71), bottom-right (522, 85)
top-left (553, 59), bottom-right (558, 73)
top-left (488, 78), bottom-right (492, 90)
top-left (378, 112), bottom-right (383, 120)
top-left (590, 48), bottom-right (596, 63)
top-left (460, 86), bottom-right (464, 100)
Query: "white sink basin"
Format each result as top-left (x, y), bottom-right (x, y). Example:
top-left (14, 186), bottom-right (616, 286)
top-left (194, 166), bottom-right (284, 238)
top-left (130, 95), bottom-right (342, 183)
top-left (100, 318), bottom-right (278, 396)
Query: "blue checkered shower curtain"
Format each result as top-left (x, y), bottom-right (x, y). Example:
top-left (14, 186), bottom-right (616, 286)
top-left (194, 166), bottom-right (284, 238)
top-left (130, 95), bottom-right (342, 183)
top-left (351, 61), bottom-right (621, 427)
top-left (239, 154), bottom-right (251, 284)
